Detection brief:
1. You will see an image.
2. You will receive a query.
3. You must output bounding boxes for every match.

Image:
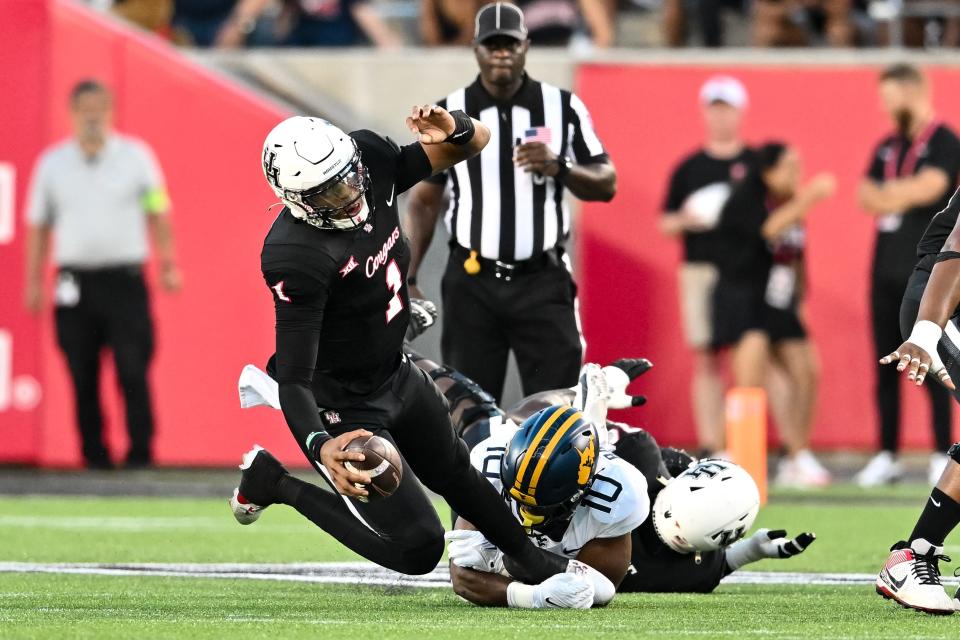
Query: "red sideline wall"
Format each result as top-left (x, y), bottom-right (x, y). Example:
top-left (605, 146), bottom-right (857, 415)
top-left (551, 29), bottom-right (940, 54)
top-left (575, 64), bottom-right (960, 450)
top-left (0, 0), bottom-right (296, 466)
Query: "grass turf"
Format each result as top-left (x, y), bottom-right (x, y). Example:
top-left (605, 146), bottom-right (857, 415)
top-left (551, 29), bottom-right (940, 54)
top-left (2, 484), bottom-right (959, 638)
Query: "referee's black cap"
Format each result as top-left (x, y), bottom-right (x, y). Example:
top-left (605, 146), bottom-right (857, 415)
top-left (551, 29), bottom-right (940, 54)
top-left (475, 2), bottom-right (528, 44)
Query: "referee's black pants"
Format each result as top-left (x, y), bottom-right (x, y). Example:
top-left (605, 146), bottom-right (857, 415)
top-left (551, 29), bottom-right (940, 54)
top-left (54, 266), bottom-right (156, 467)
top-left (871, 269), bottom-right (952, 454)
top-left (440, 251), bottom-right (583, 403)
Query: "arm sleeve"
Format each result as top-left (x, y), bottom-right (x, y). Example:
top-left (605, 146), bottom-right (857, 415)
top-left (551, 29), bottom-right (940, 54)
top-left (26, 154), bottom-right (54, 226)
top-left (662, 162), bottom-right (687, 213)
top-left (136, 141), bottom-right (171, 214)
top-left (567, 92), bottom-right (609, 165)
top-left (263, 267), bottom-right (332, 449)
top-left (352, 129), bottom-right (433, 196)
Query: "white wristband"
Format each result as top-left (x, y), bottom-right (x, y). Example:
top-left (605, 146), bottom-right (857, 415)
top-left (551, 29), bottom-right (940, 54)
top-left (506, 581), bottom-right (536, 609)
top-left (908, 320), bottom-right (944, 367)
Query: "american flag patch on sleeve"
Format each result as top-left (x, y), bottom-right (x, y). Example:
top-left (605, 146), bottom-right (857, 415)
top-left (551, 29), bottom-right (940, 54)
top-left (523, 127), bottom-right (553, 144)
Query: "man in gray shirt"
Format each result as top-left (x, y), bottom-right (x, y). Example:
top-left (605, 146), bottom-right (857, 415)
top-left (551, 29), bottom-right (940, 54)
top-left (23, 79), bottom-right (181, 469)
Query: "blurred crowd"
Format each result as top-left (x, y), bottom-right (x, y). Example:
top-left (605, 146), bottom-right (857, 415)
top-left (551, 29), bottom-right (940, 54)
top-left (84, 0), bottom-right (960, 49)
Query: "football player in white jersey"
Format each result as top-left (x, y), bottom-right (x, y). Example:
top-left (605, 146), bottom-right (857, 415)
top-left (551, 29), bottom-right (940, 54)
top-left (403, 353), bottom-right (816, 607)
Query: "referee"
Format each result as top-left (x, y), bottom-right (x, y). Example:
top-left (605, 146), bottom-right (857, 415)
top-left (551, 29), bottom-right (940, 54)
top-left (23, 79), bottom-right (180, 469)
top-left (405, 2), bottom-right (616, 402)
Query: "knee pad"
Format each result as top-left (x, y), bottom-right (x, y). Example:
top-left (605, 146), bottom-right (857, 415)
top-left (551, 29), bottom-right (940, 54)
top-left (948, 442), bottom-right (960, 464)
top-left (427, 365), bottom-right (504, 435)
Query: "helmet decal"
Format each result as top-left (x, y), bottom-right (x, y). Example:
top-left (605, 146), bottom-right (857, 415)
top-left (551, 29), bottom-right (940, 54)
top-left (575, 437), bottom-right (596, 486)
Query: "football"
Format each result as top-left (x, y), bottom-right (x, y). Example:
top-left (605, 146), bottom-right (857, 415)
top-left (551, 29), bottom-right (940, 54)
top-left (343, 434), bottom-right (403, 502)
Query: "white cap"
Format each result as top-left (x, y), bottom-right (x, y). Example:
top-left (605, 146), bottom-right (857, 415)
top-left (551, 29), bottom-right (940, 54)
top-left (699, 76), bottom-right (748, 109)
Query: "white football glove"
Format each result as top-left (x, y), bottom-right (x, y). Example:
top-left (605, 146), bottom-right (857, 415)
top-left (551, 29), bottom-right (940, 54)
top-left (532, 573), bottom-right (595, 609)
top-left (573, 363), bottom-right (612, 443)
top-left (444, 529), bottom-right (504, 574)
top-left (405, 298), bottom-right (438, 341)
top-left (602, 358), bottom-right (652, 409)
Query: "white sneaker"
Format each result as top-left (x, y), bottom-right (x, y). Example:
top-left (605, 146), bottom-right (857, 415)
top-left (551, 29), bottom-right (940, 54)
top-left (855, 451), bottom-right (903, 488)
top-left (794, 449), bottom-right (832, 486)
top-left (876, 539), bottom-right (955, 615)
top-left (929, 453), bottom-right (949, 486)
top-left (774, 451), bottom-right (830, 488)
top-left (229, 487), bottom-right (267, 525)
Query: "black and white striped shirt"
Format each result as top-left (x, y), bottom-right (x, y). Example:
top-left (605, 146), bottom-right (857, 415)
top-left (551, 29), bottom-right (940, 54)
top-left (431, 74), bottom-right (608, 262)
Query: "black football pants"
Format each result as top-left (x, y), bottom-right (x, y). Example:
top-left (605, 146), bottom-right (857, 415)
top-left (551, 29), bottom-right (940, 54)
top-left (54, 266), bottom-right (155, 467)
top-left (872, 270), bottom-right (953, 453)
top-left (440, 253), bottom-right (583, 404)
top-left (275, 356), bottom-right (534, 575)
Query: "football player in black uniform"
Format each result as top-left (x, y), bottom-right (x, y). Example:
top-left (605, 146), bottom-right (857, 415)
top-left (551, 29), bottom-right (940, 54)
top-left (229, 108), bottom-right (567, 583)
top-left (876, 187), bottom-right (960, 614)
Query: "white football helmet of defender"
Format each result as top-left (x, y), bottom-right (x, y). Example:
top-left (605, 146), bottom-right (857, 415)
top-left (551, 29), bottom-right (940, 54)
top-left (261, 116), bottom-right (370, 230)
top-left (652, 459), bottom-right (760, 553)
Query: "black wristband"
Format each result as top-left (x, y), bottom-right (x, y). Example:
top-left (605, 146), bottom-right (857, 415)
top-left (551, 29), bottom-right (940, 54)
top-left (444, 110), bottom-right (475, 146)
top-left (935, 251), bottom-right (960, 265)
top-left (407, 275), bottom-right (418, 286)
top-left (305, 430), bottom-right (332, 460)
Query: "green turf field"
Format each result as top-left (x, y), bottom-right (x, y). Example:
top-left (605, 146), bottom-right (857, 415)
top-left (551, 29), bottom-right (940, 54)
top-left (2, 485), bottom-right (959, 639)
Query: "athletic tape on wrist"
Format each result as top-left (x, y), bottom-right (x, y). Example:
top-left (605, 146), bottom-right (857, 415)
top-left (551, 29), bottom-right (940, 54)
top-left (506, 581), bottom-right (536, 608)
top-left (908, 321), bottom-right (944, 366)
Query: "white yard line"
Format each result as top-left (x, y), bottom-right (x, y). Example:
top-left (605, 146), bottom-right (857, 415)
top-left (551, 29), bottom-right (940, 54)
top-left (0, 562), bottom-right (878, 588)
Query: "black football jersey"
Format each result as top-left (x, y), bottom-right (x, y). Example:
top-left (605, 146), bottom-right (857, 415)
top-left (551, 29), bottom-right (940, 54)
top-left (261, 129), bottom-right (433, 405)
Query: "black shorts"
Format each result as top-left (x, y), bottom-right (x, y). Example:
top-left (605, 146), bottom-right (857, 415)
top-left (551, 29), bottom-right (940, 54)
top-left (711, 279), bottom-right (764, 349)
top-left (764, 305), bottom-right (807, 343)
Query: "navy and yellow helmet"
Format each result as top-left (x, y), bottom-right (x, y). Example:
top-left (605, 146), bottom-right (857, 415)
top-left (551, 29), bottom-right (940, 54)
top-left (500, 405), bottom-right (599, 534)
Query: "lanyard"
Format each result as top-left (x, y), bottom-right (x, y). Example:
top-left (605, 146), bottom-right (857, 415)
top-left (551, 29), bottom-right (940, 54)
top-left (885, 119), bottom-right (941, 180)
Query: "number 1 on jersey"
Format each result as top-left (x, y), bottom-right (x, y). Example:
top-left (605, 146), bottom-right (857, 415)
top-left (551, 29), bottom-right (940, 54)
top-left (385, 260), bottom-right (404, 323)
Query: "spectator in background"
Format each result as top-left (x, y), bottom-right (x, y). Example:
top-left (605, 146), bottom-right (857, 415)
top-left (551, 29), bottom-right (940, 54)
top-left (420, 0), bottom-right (485, 46)
top-left (660, 76), bottom-right (755, 457)
top-left (23, 80), bottom-right (181, 469)
top-left (512, 0), bottom-right (616, 47)
top-left (856, 63), bottom-right (960, 487)
top-left (712, 142), bottom-right (835, 486)
top-left (172, 0), bottom-right (240, 46)
top-left (663, 0), bottom-right (747, 47)
top-left (111, 0), bottom-right (174, 35)
top-left (214, 0), bottom-right (401, 47)
top-left (753, 0), bottom-right (856, 46)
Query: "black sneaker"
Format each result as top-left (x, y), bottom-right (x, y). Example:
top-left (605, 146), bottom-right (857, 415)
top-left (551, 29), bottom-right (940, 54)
top-left (229, 445), bottom-right (287, 525)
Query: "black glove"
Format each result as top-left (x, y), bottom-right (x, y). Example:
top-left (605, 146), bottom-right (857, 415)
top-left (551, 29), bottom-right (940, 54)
top-left (609, 358), bottom-right (653, 381)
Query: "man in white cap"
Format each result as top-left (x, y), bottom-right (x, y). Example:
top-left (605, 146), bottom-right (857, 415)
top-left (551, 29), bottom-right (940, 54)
top-left (660, 75), bottom-right (754, 459)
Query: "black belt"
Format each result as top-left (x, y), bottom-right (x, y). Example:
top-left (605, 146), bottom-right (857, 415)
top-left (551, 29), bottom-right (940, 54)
top-left (58, 264), bottom-right (143, 277)
top-left (450, 245), bottom-right (560, 282)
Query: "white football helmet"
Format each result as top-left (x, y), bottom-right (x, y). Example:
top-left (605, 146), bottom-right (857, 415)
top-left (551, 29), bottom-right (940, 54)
top-left (261, 116), bottom-right (370, 230)
top-left (652, 459), bottom-right (760, 554)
